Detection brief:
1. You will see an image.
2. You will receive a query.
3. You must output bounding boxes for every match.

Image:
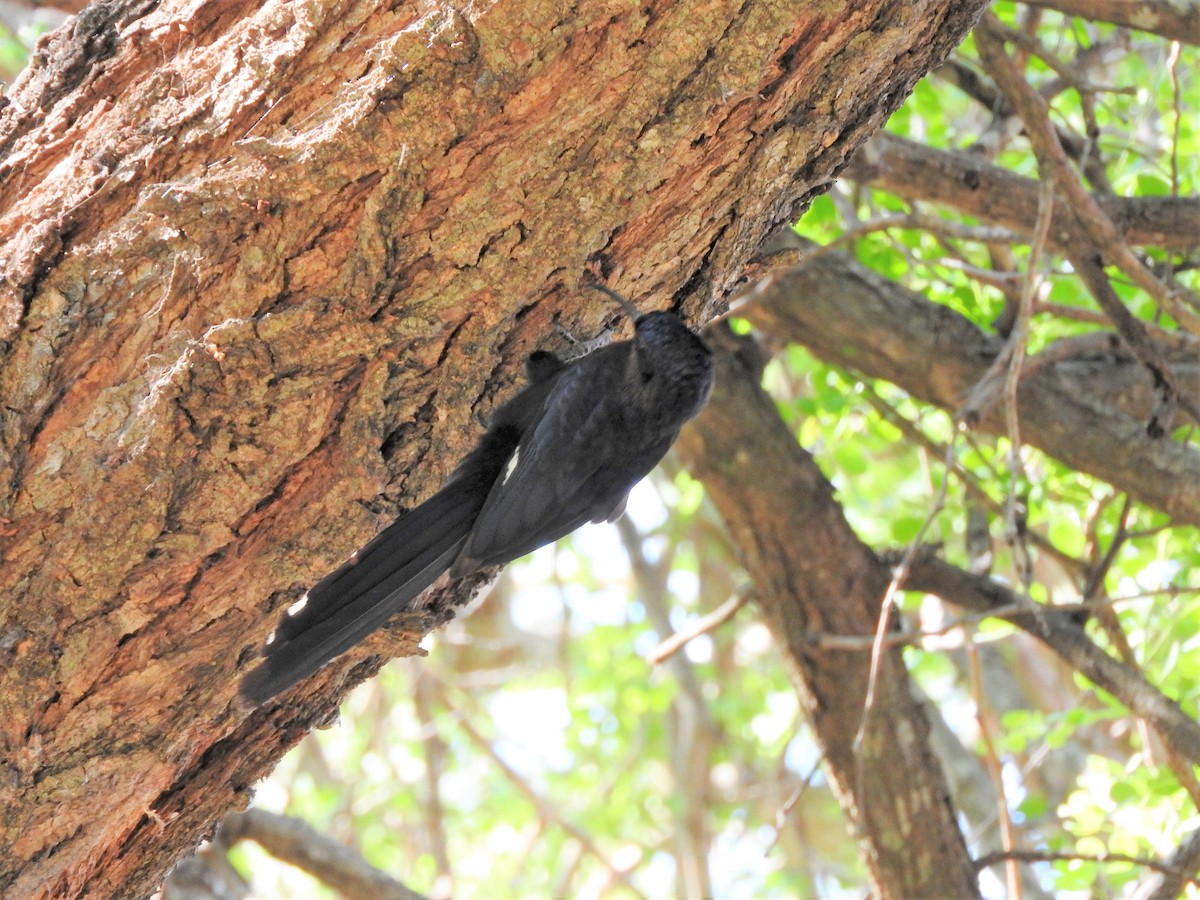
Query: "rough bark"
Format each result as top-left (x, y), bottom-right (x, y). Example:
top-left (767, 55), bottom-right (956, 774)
top-left (677, 328), bottom-right (981, 899)
top-left (0, 0), bottom-right (987, 896)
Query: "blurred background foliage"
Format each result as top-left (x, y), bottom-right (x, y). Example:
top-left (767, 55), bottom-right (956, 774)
top-left (240, 3), bottom-right (1199, 897)
top-left (7, 0), bottom-right (1195, 895)
top-left (0, 1), bottom-right (64, 83)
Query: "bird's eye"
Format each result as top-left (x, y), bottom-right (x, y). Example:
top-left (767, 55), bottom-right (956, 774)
top-left (641, 370), bottom-right (653, 383)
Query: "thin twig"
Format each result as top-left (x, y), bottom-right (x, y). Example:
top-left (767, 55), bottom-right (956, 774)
top-left (1167, 41), bottom-right (1182, 200)
top-left (957, 178), bottom-right (1055, 434)
top-left (975, 848), bottom-right (1198, 885)
top-left (764, 754), bottom-right (825, 854)
top-left (645, 592), bottom-right (750, 665)
top-left (1003, 178), bottom-right (1056, 591)
top-left (852, 433), bottom-right (958, 805)
top-left (966, 639), bottom-right (1022, 899)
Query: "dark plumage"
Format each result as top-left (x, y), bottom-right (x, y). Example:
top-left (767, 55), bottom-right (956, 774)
top-left (240, 287), bottom-right (713, 704)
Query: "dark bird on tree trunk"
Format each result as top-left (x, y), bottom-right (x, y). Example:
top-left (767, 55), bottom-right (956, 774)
top-left (240, 285), bottom-right (714, 704)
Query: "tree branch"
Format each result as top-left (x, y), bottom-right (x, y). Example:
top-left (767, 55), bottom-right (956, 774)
top-left (1021, 0), bottom-right (1200, 45)
top-left (222, 809), bottom-right (425, 900)
top-left (975, 12), bottom-right (1200, 431)
top-left (742, 253), bottom-right (1200, 525)
top-left (896, 553), bottom-right (1200, 765)
top-left (847, 133), bottom-right (1200, 254)
top-left (975, 848), bottom-right (1198, 885)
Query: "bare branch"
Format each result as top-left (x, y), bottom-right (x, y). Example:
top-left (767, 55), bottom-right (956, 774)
top-left (898, 553), bottom-right (1200, 764)
top-left (222, 809), bottom-right (425, 900)
top-left (975, 848), bottom-right (1198, 885)
top-left (645, 592), bottom-right (750, 666)
top-left (847, 133), bottom-right (1200, 254)
top-left (741, 252), bottom-right (1200, 525)
top-left (1021, 0), bottom-right (1200, 45)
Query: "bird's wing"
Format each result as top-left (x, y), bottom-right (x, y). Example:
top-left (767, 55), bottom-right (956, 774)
top-left (455, 350), bottom-right (671, 571)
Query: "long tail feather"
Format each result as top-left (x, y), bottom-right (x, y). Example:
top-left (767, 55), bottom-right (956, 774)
top-left (239, 478), bottom-right (484, 704)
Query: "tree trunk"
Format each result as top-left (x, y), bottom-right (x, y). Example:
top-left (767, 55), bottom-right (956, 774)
top-left (0, 0), bottom-right (985, 895)
top-left (677, 328), bottom-right (982, 898)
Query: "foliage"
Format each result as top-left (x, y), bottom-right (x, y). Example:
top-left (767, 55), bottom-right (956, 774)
top-left (0, 10), bottom-right (60, 86)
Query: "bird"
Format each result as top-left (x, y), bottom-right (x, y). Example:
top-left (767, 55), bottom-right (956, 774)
top-left (240, 284), bottom-right (714, 704)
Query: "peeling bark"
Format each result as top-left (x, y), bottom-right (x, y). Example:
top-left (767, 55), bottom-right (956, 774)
top-left (0, 0), bottom-right (986, 894)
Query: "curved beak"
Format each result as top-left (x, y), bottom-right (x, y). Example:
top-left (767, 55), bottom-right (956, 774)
top-left (588, 283), bottom-right (644, 322)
